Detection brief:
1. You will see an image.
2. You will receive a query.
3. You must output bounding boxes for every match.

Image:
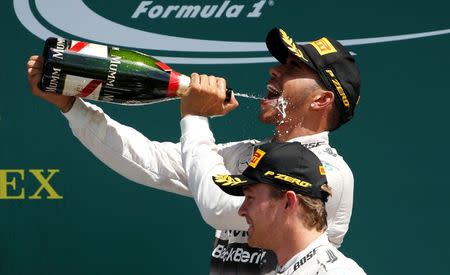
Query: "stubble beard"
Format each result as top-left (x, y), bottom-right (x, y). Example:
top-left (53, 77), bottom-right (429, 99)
top-left (259, 105), bottom-right (281, 125)
top-left (247, 230), bottom-right (262, 248)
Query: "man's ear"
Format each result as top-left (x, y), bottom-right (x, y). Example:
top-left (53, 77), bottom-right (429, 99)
top-left (285, 191), bottom-right (297, 211)
top-left (310, 91), bottom-right (334, 110)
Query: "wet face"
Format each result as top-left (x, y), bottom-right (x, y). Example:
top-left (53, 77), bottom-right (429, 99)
top-left (238, 184), bottom-right (284, 249)
top-left (259, 56), bottom-right (323, 125)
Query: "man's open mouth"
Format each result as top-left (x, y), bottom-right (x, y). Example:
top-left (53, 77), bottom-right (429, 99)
top-left (266, 83), bottom-right (282, 100)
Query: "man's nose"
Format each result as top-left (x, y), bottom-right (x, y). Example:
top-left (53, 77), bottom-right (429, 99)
top-left (238, 200), bottom-right (247, 217)
top-left (269, 63), bottom-right (283, 78)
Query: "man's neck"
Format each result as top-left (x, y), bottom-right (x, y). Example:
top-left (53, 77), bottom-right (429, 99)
top-left (272, 125), bottom-right (323, 141)
top-left (274, 229), bottom-right (323, 267)
top-left (272, 116), bottom-right (328, 141)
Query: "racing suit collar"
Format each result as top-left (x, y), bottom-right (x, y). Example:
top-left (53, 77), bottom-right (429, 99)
top-left (286, 131), bottom-right (329, 145)
top-left (276, 233), bottom-right (329, 273)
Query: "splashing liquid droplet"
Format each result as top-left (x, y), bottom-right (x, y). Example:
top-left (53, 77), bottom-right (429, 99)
top-left (276, 96), bottom-right (288, 121)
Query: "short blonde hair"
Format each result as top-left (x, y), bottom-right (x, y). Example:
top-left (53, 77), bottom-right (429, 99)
top-left (270, 187), bottom-right (328, 231)
top-left (297, 193), bottom-right (327, 231)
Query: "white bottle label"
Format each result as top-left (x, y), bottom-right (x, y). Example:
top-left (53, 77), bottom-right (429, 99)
top-left (62, 75), bottom-right (102, 100)
top-left (60, 40), bottom-right (108, 99)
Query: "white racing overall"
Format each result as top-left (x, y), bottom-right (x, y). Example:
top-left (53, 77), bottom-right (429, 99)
top-left (63, 99), bottom-right (355, 274)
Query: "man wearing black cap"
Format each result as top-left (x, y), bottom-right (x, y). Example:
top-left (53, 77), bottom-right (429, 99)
top-left (179, 27), bottom-right (361, 273)
top-left (212, 142), bottom-right (365, 274)
top-left (27, 26), bottom-right (361, 274)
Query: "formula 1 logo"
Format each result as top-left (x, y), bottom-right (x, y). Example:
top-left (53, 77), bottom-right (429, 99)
top-left (14, 0), bottom-right (450, 64)
top-left (131, 0), bottom-right (268, 19)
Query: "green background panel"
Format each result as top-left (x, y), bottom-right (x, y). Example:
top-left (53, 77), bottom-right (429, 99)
top-left (1, 0), bottom-right (449, 274)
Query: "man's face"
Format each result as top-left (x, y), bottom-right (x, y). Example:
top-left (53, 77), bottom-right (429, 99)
top-left (238, 183), bottom-right (284, 249)
top-left (259, 56), bottom-right (323, 125)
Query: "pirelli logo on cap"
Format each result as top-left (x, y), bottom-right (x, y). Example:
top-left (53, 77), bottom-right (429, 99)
top-left (248, 149), bottom-right (266, 168)
top-left (310, 37), bottom-right (337, 56)
top-left (279, 28), bottom-right (308, 63)
top-left (319, 165), bottom-right (326, 176)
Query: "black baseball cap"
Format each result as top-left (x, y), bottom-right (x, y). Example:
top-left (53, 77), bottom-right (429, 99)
top-left (266, 27), bottom-right (361, 124)
top-left (212, 142), bottom-right (331, 202)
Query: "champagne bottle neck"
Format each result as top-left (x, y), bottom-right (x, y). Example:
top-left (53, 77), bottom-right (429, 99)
top-left (175, 74), bottom-right (191, 97)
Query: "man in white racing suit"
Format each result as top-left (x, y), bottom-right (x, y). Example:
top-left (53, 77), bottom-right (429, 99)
top-left (26, 27), bottom-right (361, 274)
top-left (192, 140), bottom-right (366, 275)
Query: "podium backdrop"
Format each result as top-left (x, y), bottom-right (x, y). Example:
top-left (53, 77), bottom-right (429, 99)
top-left (2, 0), bottom-right (450, 274)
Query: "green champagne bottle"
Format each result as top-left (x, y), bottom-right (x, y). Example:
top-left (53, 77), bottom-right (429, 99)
top-left (39, 37), bottom-right (231, 105)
